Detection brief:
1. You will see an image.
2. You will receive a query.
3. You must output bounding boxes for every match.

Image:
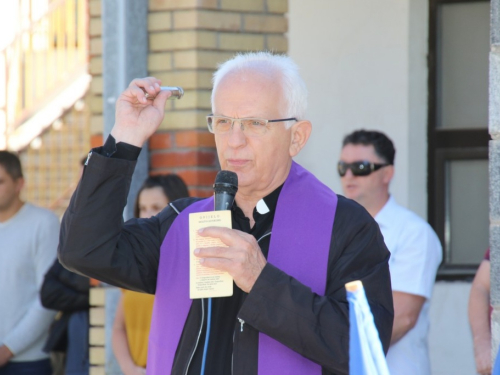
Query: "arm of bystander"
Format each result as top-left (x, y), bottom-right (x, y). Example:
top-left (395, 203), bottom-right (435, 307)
top-left (469, 258), bottom-right (491, 375)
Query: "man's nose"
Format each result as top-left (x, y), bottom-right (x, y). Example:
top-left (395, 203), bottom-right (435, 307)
top-left (227, 120), bottom-right (247, 147)
top-left (343, 168), bottom-right (355, 178)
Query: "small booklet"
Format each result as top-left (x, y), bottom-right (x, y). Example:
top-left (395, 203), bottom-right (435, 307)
top-left (189, 211), bottom-right (233, 299)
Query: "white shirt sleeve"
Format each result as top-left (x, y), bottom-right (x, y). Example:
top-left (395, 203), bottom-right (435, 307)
top-left (389, 220), bottom-right (442, 299)
top-left (3, 212), bottom-right (59, 355)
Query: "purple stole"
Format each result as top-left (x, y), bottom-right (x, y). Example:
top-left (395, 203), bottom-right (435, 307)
top-left (147, 162), bottom-right (338, 374)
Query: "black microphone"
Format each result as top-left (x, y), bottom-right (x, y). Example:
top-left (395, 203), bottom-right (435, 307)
top-left (213, 170), bottom-right (238, 211)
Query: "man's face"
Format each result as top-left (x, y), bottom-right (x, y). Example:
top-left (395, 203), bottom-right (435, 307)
top-left (213, 70), bottom-right (296, 196)
top-left (0, 165), bottom-right (23, 211)
top-left (339, 144), bottom-right (392, 207)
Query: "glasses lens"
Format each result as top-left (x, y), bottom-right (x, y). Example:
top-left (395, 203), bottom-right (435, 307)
top-left (241, 119), bottom-right (268, 136)
top-left (337, 162), bottom-right (347, 177)
top-left (338, 161), bottom-right (374, 177)
top-left (351, 161), bottom-right (372, 176)
top-left (208, 116), bottom-right (233, 134)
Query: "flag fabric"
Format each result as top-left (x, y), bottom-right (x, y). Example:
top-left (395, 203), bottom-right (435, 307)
top-left (493, 344), bottom-right (500, 375)
top-left (346, 280), bottom-right (390, 375)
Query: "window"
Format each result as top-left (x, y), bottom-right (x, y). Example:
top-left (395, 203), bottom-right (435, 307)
top-left (428, 0), bottom-right (490, 278)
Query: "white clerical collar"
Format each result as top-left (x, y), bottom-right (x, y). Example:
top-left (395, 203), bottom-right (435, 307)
top-left (256, 199), bottom-right (270, 214)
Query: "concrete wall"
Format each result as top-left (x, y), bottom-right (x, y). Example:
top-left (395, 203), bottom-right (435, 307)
top-left (490, 0), bottom-right (500, 361)
top-left (428, 282), bottom-right (475, 374)
top-left (288, 1), bottom-right (475, 373)
top-left (288, 0), bottom-right (427, 219)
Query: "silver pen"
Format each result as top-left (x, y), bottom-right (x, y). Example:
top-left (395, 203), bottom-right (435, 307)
top-left (144, 86), bottom-right (184, 100)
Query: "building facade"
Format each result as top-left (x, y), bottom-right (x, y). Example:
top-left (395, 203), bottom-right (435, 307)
top-left (1, 0), bottom-right (492, 374)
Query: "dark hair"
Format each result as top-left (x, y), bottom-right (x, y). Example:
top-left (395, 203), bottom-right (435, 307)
top-left (342, 130), bottom-right (396, 165)
top-left (0, 151), bottom-right (23, 180)
top-left (134, 174), bottom-right (190, 218)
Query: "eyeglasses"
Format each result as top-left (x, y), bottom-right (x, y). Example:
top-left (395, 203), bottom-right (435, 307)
top-left (337, 160), bottom-right (390, 177)
top-left (206, 115), bottom-right (297, 137)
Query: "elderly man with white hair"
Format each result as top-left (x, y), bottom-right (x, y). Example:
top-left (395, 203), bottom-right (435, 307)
top-left (59, 52), bottom-right (393, 375)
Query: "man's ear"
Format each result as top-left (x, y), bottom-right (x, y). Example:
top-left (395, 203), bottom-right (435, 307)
top-left (289, 120), bottom-right (312, 157)
top-left (382, 165), bottom-right (394, 185)
top-left (15, 177), bottom-right (24, 194)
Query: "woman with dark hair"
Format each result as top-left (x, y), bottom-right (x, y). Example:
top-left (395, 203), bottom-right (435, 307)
top-left (133, 175), bottom-right (190, 218)
top-left (113, 174), bottom-right (189, 375)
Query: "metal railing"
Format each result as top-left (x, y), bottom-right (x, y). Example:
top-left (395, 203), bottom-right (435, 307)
top-left (0, 0), bottom-right (88, 148)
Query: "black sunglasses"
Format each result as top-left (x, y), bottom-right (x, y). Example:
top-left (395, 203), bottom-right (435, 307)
top-left (337, 160), bottom-right (390, 177)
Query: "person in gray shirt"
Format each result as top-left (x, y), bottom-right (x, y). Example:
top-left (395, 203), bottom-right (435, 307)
top-left (0, 151), bottom-right (59, 375)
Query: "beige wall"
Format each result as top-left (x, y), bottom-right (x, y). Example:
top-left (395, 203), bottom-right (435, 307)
top-left (289, 0), bottom-right (428, 219)
top-left (288, 2), bottom-right (476, 373)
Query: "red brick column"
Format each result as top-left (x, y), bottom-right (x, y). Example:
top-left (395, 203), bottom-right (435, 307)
top-left (146, 0), bottom-right (288, 197)
top-left (150, 130), bottom-right (218, 197)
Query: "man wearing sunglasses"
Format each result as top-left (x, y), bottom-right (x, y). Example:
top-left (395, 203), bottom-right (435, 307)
top-left (338, 129), bottom-right (442, 375)
top-left (59, 53), bottom-right (394, 375)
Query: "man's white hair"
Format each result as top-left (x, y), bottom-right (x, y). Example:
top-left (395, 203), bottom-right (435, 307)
top-left (211, 51), bottom-right (308, 128)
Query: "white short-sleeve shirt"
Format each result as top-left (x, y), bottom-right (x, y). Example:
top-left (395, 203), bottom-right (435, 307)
top-left (375, 196), bottom-right (442, 375)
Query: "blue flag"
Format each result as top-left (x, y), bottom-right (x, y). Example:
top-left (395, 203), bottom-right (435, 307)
top-left (346, 280), bottom-right (390, 375)
top-left (493, 343), bottom-right (500, 375)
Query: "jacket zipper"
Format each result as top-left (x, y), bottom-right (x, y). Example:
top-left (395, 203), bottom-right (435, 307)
top-left (238, 317), bottom-right (245, 332)
top-left (184, 299), bottom-right (205, 375)
top-left (232, 230), bottom-right (272, 374)
top-left (84, 151), bottom-right (92, 165)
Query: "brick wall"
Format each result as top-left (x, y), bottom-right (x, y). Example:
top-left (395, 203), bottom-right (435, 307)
top-left (150, 130), bottom-right (218, 196)
top-left (88, 0), bottom-right (104, 150)
top-left (87, 3), bottom-right (105, 373)
top-left (89, 287), bottom-right (106, 375)
top-left (18, 101), bottom-right (90, 217)
top-left (147, 0), bottom-right (288, 196)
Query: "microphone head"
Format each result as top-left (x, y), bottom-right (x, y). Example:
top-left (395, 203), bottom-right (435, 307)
top-left (213, 170), bottom-right (238, 211)
top-left (215, 170), bottom-right (238, 187)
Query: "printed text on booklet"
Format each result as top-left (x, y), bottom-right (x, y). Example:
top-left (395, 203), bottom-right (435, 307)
top-left (189, 211), bottom-right (233, 299)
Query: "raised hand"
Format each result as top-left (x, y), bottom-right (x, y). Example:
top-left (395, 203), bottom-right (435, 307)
top-left (194, 227), bottom-right (267, 293)
top-left (111, 77), bottom-right (171, 147)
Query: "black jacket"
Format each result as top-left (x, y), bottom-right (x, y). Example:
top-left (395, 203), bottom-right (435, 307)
top-left (40, 258), bottom-right (90, 354)
top-left (58, 150), bottom-right (393, 375)
top-left (41, 259), bottom-right (90, 312)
